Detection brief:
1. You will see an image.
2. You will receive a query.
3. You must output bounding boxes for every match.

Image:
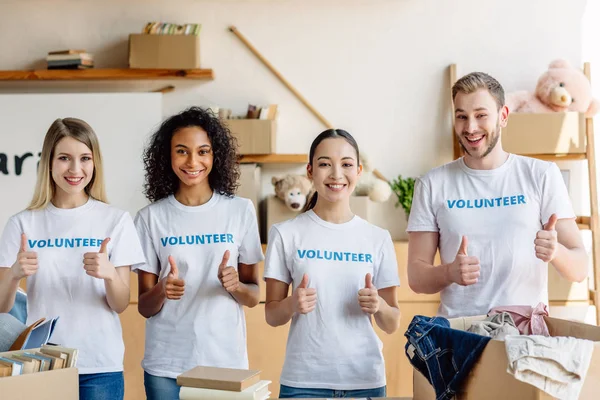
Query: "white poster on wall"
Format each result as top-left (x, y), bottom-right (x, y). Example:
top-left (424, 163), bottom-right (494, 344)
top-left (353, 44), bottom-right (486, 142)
top-left (0, 93), bottom-right (163, 231)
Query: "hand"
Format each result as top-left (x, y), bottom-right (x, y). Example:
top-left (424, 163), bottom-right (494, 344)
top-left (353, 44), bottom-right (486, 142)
top-left (292, 274), bottom-right (317, 314)
top-left (83, 238), bottom-right (116, 280)
top-left (11, 234), bottom-right (38, 280)
top-left (447, 236), bottom-right (480, 286)
top-left (535, 214), bottom-right (558, 262)
top-left (358, 273), bottom-right (380, 314)
top-left (218, 250), bottom-right (240, 293)
top-left (163, 256), bottom-right (185, 300)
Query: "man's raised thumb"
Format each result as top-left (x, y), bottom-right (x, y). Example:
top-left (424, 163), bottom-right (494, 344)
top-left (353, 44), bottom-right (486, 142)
top-left (458, 236), bottom-right (468, 256)
top-left (365, 273), bottom-right (374, 289)
top-left (298, 273), bottom-right (309, 289)
top-left (544, 214), bottom-right (558, 231)
top-left (99, 238), bottom-right (110, 253)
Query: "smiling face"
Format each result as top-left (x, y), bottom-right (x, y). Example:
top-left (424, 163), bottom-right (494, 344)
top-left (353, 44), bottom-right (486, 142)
top-left (51, 136), bottom-right (95, 199)
top-left (307, 137), bottom-right (362, 204)
top-left (170, 126), bottom-right (213, 188)
top-left (454, 88), bottom-right (508, 160)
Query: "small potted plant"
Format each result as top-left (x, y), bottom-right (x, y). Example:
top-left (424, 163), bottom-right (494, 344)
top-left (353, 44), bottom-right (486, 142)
top-left (390, 175), bottom-right (416, 220)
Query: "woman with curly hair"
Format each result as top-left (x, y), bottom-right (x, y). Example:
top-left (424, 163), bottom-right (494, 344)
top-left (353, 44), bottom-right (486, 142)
top-left (133, 107), bottom-right (264, 400)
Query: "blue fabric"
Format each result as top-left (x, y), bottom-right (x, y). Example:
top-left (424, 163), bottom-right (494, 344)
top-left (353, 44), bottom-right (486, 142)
top-left (79, 371), bottom-right (124, 400)
top-left (279, 384), bottom-right (386, 398)
top-left (144, 371), bottom-right (181, 400)
top-left (405, 315), bottom-right (491, 400)
top-left (8, 290), bottom-right (27, 324)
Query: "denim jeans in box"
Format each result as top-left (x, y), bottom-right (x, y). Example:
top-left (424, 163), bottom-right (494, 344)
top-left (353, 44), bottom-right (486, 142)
top-left (404, 315), bottom-right (491, 400)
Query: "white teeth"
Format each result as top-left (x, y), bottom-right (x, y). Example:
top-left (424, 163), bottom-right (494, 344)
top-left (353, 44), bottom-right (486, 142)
top-left (185, 170), bottom-right (200, 176)
top-left (328, 184), bottom-right (344, 189)
top-left (466, 136), bottom-right (483, 143)
top-left (66, 177), bottom-right (82, 182)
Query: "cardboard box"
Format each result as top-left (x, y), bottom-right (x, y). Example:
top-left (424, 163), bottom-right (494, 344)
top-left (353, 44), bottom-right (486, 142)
top-left (237, 163), bottom-right (261, 215)
top-left (502, 112), bottom-right (586, 155)
top-left (0, 363), bottom-right (78, 400)
top-left (413, 315), bottom-right (600, 400)
top-left (128, 33), bottom-right (201, 69)
top-left (263, 195), bottom-right (299, 241)
top-left (227, 119), bottom-right (276, 155)
top-left (349, 196), bottom-right (408, 241)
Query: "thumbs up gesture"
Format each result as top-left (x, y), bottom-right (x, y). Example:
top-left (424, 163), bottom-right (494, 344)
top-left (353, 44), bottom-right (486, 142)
top-left (448, 236), bottom-right (480, 286)
top-left (217, 250), bottom-right (241, 293)
top-left (292, 273), bottom-right (317, 314)
top-left (358, 273), bottom-right (380, 314)
top-left (11, 233), bottom-right (38, 280)
top-left (535, 214), bottom-right (558, 262)
top-left (83, 238), bottom-right (115, 280)
top-left (164, 256), bottom-right (185, 300)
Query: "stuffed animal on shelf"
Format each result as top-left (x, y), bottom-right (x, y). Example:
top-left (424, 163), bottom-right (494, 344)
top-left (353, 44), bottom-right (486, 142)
top-left (271, 175), bottom-right (314, 212)
top-left (353, 153), bottom-right (392, 203)
top-left (506, 59), bottom-right (599, 117)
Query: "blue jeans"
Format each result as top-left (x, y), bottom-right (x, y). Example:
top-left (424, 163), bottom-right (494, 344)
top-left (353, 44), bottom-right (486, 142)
top-left (279, 384), bottom-right (386, 398)
top-left (404, 315), bottom-right (491, 400)
top-left (79, 372), bottom-right (124, 400)
top-left (144, 371), bottom-right (181, 400)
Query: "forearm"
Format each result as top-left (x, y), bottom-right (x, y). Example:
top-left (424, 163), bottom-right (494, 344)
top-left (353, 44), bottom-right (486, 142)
top-left (0, 272), bottom-right (19, 313)
top-left (104, 272), bottom-right (130, 314)
top-left (138, 279), bottom-right (167, 318)
top-left (374, 298), bottom-right (401, 334)
top-left (231, 282), bottom-right (260, 307)
top-left (551, 244), bottom-right (588, 283)
top-left (408, 260), bottom-right (452, 294)
top-left (265, 295), bottom-right (295, 327)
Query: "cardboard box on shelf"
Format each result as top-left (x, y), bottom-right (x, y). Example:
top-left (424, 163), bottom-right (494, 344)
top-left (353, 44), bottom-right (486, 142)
top-left (502, 112), bottom-right (586, 155)
top-left (128, 34), bottom-right (201, 69)
top-left (413, 315), bottom-right (600, 400)
top-left (237, 163), bottom-right (261, 215)
top-left (548, 261), bottom-right (590, 301)
top-left (226, 119), bottom-right (276, 155)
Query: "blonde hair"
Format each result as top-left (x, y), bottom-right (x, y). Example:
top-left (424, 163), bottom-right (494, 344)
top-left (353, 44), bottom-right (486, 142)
top-left (452, 71), bottom-right (505, 110)
top-left (28, 118), bottom-right (107, 210)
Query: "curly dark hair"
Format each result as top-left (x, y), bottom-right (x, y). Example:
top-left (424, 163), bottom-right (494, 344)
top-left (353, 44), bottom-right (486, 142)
top-left (142, 106), bottom-right (240, 202)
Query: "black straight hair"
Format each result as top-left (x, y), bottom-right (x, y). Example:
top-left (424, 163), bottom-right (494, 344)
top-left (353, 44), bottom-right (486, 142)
top-left (303, 129), bottom-right (360, 211)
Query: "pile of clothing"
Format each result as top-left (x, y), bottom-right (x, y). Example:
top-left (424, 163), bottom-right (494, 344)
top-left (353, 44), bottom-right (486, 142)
top-left (404, 303), bottom-right (594, 400)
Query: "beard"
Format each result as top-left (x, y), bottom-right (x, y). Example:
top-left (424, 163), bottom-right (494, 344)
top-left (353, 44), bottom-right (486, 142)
top-left (459, 120), bottom-right (500, 159)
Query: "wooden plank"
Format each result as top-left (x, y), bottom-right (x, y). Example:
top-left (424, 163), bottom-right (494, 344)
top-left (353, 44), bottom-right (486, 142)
top-left (576, 216), bottom-right (591, 230)
top-left (522, 153), bottom-right (587, 161)
top-left (449, 64), bottom-right (461, 160)
top-left (0, 68), bottom-right (214, 81)
top-left (239, 154), bottom-right (307, 164)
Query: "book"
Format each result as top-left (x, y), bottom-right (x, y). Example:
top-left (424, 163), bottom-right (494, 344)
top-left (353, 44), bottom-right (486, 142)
top-left (180, 380), bottom-right (271, 400)
top-left (20, 317), bottom-right (59, 350)
top-left (0, 357), bottom-right (23, 376)
top-left (176, 366), bottom-right (261, 392)
top-left (41, 344), bottom-right (78, 368)
top-left (47, 49), bottom-right (86, 55)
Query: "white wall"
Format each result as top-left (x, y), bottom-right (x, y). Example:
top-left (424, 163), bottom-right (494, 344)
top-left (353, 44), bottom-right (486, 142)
top-left (0, 0), bottom-right (592, 235)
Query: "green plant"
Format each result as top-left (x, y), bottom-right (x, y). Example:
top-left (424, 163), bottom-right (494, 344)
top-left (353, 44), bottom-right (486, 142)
top-left (390, 175), bottom-right (416, 217)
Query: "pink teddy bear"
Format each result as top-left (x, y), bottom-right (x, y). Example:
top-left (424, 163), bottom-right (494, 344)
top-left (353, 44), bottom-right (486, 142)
top-left (506, 59), bottom-right (599, 117)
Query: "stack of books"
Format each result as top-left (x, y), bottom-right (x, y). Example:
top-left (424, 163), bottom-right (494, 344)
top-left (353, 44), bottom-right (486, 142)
top-left (0, 345), bottom-right (78, 377)
top-left (46, 50), bottom-right (94, 70)
top-left (176, 366), bottom-right (271, 399)
top-left (143, 22), bottom-right (201, 36)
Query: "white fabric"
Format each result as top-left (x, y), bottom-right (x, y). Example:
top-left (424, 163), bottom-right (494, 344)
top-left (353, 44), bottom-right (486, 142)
top-left (407, 154), bottom-right (575, 318)
top-left (0, 198), bottom-right (145, 374)
top-left (264, 210), bottom-right (400, 390)
top-left (134, 193), bottom-right (264, 379)
top-left (505, 335), bottom-right (594, 400)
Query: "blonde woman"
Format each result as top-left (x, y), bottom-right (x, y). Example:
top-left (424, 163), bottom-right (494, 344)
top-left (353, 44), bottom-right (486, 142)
top-left (0, 118), bottom-right (145, 400)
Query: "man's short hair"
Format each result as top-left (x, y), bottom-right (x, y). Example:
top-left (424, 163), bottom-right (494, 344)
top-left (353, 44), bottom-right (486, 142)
top-left (452, 72), bottom-right (505, 110)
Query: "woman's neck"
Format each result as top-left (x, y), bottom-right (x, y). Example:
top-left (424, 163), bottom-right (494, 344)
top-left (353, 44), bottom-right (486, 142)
top-left (175, 181), bottom-right (213, 206)
top-left (52, 190), bottom-right (89, 209)
top-left (312, 198), bottom-right (354, 224)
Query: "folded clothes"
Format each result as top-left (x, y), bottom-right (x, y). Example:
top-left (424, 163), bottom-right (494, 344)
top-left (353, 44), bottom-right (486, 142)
top-left (467, 312), bottom-right (520, 340)
top-left (489, 302), bottom-right (549, 336)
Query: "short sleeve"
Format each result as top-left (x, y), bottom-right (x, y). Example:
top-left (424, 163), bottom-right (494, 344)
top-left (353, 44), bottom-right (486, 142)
top-left (406, 177), bottom-right (439, 232)
top-left (108, 212), bottom-right (146, 270)
top-left (263, 226), bottom-right (292, 284)
top-left (540, 163), bottom-right (576, 225)
top-left (373, 231), bottom-right (400, 289)
top-left (238, 200), bottom-right (265, 265)
top-left (0, 217), bottom-right (22, 268)
top-left (132, 211), bottom-right (160, 275)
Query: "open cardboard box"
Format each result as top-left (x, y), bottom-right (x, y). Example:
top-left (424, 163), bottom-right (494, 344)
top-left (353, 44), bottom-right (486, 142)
top-left (413, 315), bottom-right (600, 400)
top-left (226, 119), bottom-right (277, 155)
top-left (128, 33), bottom-right (201, 69)
top-left (502, 112), bottom-right (586, 155)
top-left (0, 348), bottom-right (79, 400)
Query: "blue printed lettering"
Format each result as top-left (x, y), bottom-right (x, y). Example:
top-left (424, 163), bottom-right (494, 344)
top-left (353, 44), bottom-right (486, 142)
top-left (83, 238), bottom-right (89, 247)
top-left (466, 200), bottom-right (473, 209)
top-left (307, 250), bottom-right (316, 258)
top-left (89, 239), bottom-right (96, 247)
top-left (474, 199), bottom-right (483, 208)
top-left (38, 240), bottom-right (46, 248)
top-left (297, 250), bottom-right (307, 258)
top-left (447, 200), bottom-right (457, 209)
top-left (334, 252), bottom-right (343, 261)
top-left (456, 200), bottom-right (466, 208)
top-left (227, 234), bottom-right (234, 243)
top-left (503, 197), bottom-right (509, 206)
top-left (316, 250), bottom-right (323, 259)
top-left (485, 199), bottom-right (494, 207)
top-left (359, 253), bottom-right (365, 262)
top-left (366, 254), bottom-right (373, 263)
top-left (66, 239), bottom-right (74, 248)
top-left (518, 195), bottom-right (526, 204)
top-left (510, 196), bottom-right (517, 205)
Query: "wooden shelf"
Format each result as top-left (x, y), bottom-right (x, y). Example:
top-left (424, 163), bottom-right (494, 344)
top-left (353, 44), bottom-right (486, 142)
top-left (577, 216), bottom-right (591, 230)
top-left (239, 154), bottom-right (308, 164)
top-left (523, 153), bottom-right (587, 161)
top-left (0, 68), bottom-right (214, 81)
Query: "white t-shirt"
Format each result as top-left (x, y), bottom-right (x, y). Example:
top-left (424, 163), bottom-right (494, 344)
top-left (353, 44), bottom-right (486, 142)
top-left (264, 210), bottom-right (400, 390)
top-left (0, 198), bottom-right (146, 374)
top-left (407, 154), bottom-right (575, 318)
top-left (134, 193), bottom-right (264, 379)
